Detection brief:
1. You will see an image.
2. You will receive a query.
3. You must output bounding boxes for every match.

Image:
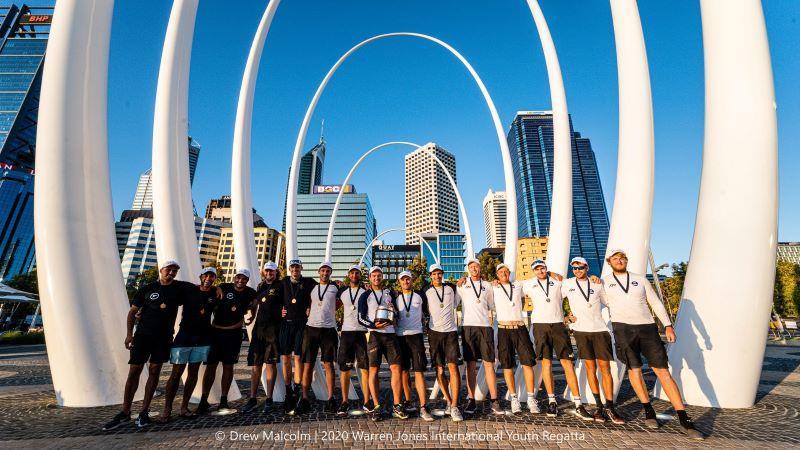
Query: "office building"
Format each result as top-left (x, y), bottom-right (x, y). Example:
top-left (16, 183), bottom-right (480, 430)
top-left (0, 5), bottom-right (52, 280)
top-left (372, 244), bottom-right (420, 280)
top-left (204, 195), bottom-right (266, 226)
top-left (283, 137), bottom-right (326, 230)
top-left (778, 242), bottom-right (800, 265)
top-left (405, 143), bottom-right (459, 245)
top-left (131, 137), bottom-right (201, 210)
top-left (216, 226), bottom-right (286, 282)
top-left (507, 111), bottom-right (610, 273)
top-left (295, 185), bottom-right (376, 280)
top-left (483, 189), bottom-right (507, 248)
top-left (515, 236), bottom-right (549, 281)
top-left (420, 232), bottom-right (466, 281)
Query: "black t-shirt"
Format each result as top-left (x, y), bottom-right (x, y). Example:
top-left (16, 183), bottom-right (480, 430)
top-left (132, 280), bottom-right (194, 337)
top-left (280, 276), bottom-right (317, 321)
top-left (174, 286), bottom-right (216, 345)
top-left (254, 280), bottom-right (284, 332)
top-left (213, 283), bottom-right (257, 328)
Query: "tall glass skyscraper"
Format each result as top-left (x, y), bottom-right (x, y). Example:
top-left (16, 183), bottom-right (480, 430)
top-left (421, 232), bottom-right (466, 281)
top-left (130, 136), bottom-right (200, 211)
top-left (0, 4), bottom-right (53, 280)
top-left (283, 138), bottom-right (326, 230)
top-left (507, 111), bottom-right (610, 274)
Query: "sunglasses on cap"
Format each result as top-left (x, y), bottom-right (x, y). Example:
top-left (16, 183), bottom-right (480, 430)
top-left (571, 265), bottom-right (588, 270)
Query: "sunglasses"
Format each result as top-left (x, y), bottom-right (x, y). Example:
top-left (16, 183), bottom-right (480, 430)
top-left (571, 265), bottom-right (588, 270)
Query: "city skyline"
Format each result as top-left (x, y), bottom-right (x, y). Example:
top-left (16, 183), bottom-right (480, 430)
top-left (97, 0), bottom-right (800, 269)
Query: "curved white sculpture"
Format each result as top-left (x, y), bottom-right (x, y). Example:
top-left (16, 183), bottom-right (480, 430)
top-left (656, 0), bottom-right (778, 408)
top-left (152, 0), bottom-right (240, 402)
top-left (525, 0), bottom-right (572, 276)
top-left (358, 227), bottom-right (441, 267)
top-left (34, 0), bottom-right (132, 407)
top-left (324, 142), bottom-right (473, 263)
top-left (285, 33), bottom-right (518, 274)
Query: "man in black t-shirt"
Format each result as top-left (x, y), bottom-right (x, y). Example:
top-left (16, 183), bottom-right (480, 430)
top-left (156, 267), bottom-right (219, 422)
top-left (278, 259), bottom-right (316, 413)
top-left (242, 261), bottom-right (284, 413)
top-left (102, 260), bottom-right (195, 431)
top-left (197, 268), bottom-right (257, 413)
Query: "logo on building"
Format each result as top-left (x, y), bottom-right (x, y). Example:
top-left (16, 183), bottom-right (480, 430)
top-left (312, 184), bottom-right (354, 194)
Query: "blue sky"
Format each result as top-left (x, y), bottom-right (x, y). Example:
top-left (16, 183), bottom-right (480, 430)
top-left (92, 0), bottom-right (798, 266)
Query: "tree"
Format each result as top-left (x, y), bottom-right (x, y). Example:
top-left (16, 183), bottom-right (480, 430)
top-left (774, 260), bottom-right (800, 317)
top-left (126, 267), bottom-right (159, 301)
top-left (5, 269), bottom-right (38, 295)
top-left (659, 262), bottom-right (687, 318)
top-left (408, 255), bottom-right (428, 291)
top-left (478, 252), bottom-right (499, 282)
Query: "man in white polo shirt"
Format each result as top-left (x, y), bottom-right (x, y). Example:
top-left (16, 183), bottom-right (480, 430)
top-left (562, 256), bottom-right (623, 424)
top-left (395, 270), bottom-right (433, 421)
top-left (457, 258), bottom-right (502, 415)
top-left (492, 263), bottom-right (538, 415)
top-left (421, 264), bottom-right (463, 422)
top-left (292, 261), bottom-right (340, 416)
top-left (601, 249), bottom-right (703, 439)
top-left (521, 259), bottom-right (583, 418)
top-left (335, 265), bottom-right (371, 415)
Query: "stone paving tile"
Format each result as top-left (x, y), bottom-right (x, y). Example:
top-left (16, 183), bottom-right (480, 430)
top-left (0, 344), bottom-right (799, 447)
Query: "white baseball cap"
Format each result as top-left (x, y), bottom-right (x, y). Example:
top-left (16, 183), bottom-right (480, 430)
top-left (429, 264), bottom-right (443, 274)
top-left (318, 261), bottom-right (333, 270)
top-left (398, 270), bottom-right (412, 279)
top-left (348, 264), bottom-right (362, 273)
top-left (235, 268), bottom-right (251, 279)
top-left (199, 267), bottom-right (216, 277)
top-left (495, 263), bottom-right (510, 273)
top-left (160, 259), bottom-right (180, 270)
top-left (465, 257), bottom-right (480, 268)
top-left (263, 261), bottom-right (278, 271)
top-left (606, 248), bottom-right (627, 260)
top-left (369, 266), bottom-right (383, 275)
top-left (288, 259), bottom-right (303, 267)
top-left (570, 257), bottom-right (588, 266)
top-left (531, 259), bottom-right (547, 270)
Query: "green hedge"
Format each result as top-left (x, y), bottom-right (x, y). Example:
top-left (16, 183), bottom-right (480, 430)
top-left (0, 330), bottom-right (45, 345)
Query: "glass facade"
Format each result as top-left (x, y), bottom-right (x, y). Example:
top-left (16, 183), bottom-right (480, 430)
top-left (296, 191), bottom-right (376, 280)
top-left (283, 140), bottom-right (326, 230)
top-left (421, 232), bottom-right (466, 281)
top-left (0, 4), bottom-right (53, 280)
top-left (372, 244), bottom-right (419, 280)
top-left (507, 112), bottom-right (610, 274)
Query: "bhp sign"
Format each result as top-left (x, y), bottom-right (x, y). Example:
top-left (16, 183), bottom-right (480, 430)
top-left (20, 14), bottom-right (53, 25)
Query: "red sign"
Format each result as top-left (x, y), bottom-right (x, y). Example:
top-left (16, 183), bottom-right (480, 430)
top-left (20, 14), bottom-right (52, 25)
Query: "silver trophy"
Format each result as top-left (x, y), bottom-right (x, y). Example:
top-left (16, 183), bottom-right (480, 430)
top-left (375, 304), bottom-right (395, 324)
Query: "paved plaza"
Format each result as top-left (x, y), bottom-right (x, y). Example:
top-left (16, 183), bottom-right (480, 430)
top-left (0, 342), bottom-right (798, 448)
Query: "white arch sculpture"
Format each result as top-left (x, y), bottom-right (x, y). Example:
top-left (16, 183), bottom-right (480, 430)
top-left (655, 0), bottom-right (778, 408)
top-left (324, 141), bottom-right (473, 263)
top-left (283, 32), bottom-right (522, 277)
top-left (358, 227), bottom-right (440, 267)
top-left (151, 0), bottom-right (241, 403)
top-left (34, 0), bottom-right (133, 407)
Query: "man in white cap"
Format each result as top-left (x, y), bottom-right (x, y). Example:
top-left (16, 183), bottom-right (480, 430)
top-left (601, 249), bottom-right (703, 439)
top-left (197, 268), bottom-right (257, 413)
top-left (292, 261), bottom-right (340, 416)
top-left (521, 259), bottom-right (583, 418)
top-left (103, 260), bottom-right (196, 430)
top-left (357, 266), bottom-right (407, 421)
top-left (421, 263), bottom-right (463, 422)
top-left (278, 259), bottom-right (315, 413)
top-left (242, 261), bottom-right (284, 413)
top-left (562, 257), bottom-right (622, 423)
top-left (335, 264), bottom-right (371, 415)
top-left (456, 257), bottom-right (501, 415)
top-left (492, 263), bottom-right (538, 415)
top-left (157, 267), bottom-right (220, 422)
top-left (395, 270), bottom-right (433, 421)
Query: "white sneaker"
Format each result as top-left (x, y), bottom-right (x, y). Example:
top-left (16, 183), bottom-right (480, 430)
top-left (527, 397), bottom-right (541, 414)
top-left (450, 406), bottom-right (463, 422)
top-left (510, 397), bottom-right (522, 414)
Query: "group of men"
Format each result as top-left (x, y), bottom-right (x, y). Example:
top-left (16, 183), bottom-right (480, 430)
top-left (101, 248), bottom-right (703, 440)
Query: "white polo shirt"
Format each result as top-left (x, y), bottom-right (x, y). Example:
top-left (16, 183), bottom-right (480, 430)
top-left (600, 272), bottom-right (672, 326)
top-left (423, 283), bottom-right (460, 333)
top-left (307, 282), bottom-right (338, 329)
top-left (492, 281), bottom-right (524, 323)
top-left (522, 276), bottom-right (565, 324)
top-left (561, 277), bottom-right (608, 333)
top-left (457, 277), bottom-right (494, 327)
top-left (395, 291), bottom-right (425, 336)
top-left (339, 286), bottom-right (366, 332)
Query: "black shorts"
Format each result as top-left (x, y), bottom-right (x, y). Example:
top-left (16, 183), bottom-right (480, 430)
top-left (611, 322), bottom-right (668, 369)
top-left (337, 330), bottom-right (369, 371)
top-left (573, 331), bottom-right (614, 361)
top-left (532, 322), bottom-right (574, 360)
top-left (248, 326), bottom-right (280, 366)
top-left (367, 332), bottom-right (401, 367)
top-left (399, 334), bottom-right (428, 372)
top-left (497, 326), bottom-right (536, 369)
top-left (207, 329), bottom-right (243, 365)
top-left (129, 333), bottom-right (172, 365)
top-left (301, 326), bottom-right (338, 363)
top-left (428, 329), bottom-right (461, 366)
top-left (279, 320), bottom-right (306, 356)
top-left (461, 326), bottom-right (495, 362)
